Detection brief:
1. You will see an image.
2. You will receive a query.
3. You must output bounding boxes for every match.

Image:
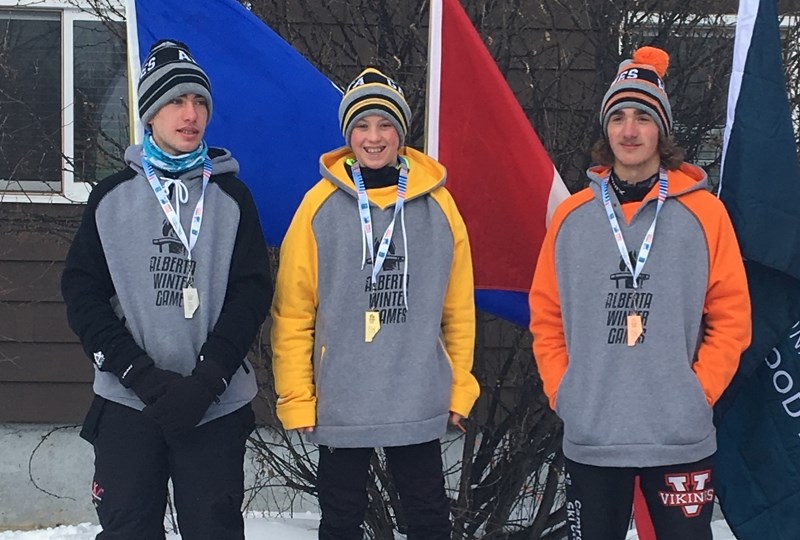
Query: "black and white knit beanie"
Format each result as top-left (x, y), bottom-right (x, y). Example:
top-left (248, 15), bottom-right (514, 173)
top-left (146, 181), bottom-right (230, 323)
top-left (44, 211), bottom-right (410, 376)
top-left (138, 39), bottom-right (212, 127)
top-left (338, 67), bottom-right (412, 147)
top-left (600, 46), bottom-right (673, 137)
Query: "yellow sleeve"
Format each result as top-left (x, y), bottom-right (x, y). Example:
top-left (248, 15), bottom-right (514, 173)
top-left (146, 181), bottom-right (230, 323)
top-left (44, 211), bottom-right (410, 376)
top-left (270, 183), bottom-right (331, 429)
top-left (434, 189), bottom-right (480, 417)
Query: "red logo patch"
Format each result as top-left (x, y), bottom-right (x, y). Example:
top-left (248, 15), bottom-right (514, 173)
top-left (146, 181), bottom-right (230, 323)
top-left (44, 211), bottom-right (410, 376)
top-left (658, 470), bottom-right (714, 517)
top-left (91, 480), bottom-right (104, 508)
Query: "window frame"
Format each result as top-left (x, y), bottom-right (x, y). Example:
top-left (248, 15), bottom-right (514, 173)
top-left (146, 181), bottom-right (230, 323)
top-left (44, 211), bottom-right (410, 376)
top-left (0, 0), bottom-right (127, 204)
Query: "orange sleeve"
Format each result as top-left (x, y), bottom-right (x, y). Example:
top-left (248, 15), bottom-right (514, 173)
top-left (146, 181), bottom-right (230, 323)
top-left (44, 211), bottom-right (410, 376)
top-left (529, 204), bottom-right (571, 410)
top-left (691, 197), bottom-right (752, 405)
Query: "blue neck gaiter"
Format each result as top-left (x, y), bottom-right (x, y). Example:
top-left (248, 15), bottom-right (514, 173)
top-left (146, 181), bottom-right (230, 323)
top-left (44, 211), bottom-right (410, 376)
top-left (142, 133), bottom-right (208, 173)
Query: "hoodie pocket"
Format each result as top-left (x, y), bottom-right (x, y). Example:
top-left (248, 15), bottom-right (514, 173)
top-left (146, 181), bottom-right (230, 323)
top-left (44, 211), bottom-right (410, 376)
top-left (315, 345), bottom-right (327, 388)
top-left (553, 361), bottom-right (573, 417)
top-left (79, 395), bottom-right (107, 444)
top-left (437, 337), bottom-right (456, 377)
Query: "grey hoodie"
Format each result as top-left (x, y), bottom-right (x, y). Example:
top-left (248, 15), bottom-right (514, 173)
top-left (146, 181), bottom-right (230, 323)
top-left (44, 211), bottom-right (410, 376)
top-left (271, 147), bottom-right (480, 448)
top-left (62, 145), bottom-right (271, 425)
top-left (530, 163), bottom-right (751, 467)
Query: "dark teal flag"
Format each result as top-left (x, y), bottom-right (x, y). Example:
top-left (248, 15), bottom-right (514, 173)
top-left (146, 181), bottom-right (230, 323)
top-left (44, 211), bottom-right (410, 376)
top-left (716, 322), bottom-right (800, 537)
top-left (715, 0), bottom-right (800, 536)
top-left (131, 0), bottom-right (344, 246)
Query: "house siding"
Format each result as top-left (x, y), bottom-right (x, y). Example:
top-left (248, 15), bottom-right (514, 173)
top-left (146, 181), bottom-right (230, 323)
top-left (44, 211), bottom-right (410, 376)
top-left (0, 203), bottom-right (90, 422)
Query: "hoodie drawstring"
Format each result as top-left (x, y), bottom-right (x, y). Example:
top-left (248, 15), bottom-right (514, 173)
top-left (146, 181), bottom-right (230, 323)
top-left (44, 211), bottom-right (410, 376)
top-left (162, 178), bottom-right (189, 228)
top-left (141, 157), bottom-right (212, 262)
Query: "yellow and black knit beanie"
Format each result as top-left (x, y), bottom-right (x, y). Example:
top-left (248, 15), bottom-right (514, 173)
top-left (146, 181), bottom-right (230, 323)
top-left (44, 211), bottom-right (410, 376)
top-left (600, 46), bottom-right (672, 137)
top-left (338, 67), bottom-right (412, 147)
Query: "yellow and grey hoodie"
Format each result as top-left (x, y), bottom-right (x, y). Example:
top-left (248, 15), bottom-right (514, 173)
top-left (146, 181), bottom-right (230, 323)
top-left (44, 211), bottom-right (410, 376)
top-left (271, 146), bottom-right (480, 448)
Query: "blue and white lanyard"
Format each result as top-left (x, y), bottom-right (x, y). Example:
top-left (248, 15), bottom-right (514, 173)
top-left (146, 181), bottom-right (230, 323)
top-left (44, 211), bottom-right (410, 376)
top-left (352, 158), bottom-right (409, 285)
top-left (142, 156), bottom-right (212, 269)
top-left (601, 168), bottom-right (668, 289)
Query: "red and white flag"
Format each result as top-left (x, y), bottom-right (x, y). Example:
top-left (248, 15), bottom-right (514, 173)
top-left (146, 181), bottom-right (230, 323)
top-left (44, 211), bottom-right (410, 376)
top-left (425, 0), bottom-right (569, 326)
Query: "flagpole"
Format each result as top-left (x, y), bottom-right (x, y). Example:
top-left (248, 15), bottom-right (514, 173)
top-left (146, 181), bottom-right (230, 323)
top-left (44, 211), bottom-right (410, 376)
top-left (425, 0), bottom-right (443, 159)
top-left (125, 0), bottom-right (143, 144)
top-left (718, 0), bottom-right (759, 197)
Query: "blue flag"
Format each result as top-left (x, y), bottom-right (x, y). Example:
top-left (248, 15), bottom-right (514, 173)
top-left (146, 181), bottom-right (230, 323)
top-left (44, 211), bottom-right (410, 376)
top-left (715, 0), bottom-right (800, 536)
top-left (131, 0), bottom-right (344, 246)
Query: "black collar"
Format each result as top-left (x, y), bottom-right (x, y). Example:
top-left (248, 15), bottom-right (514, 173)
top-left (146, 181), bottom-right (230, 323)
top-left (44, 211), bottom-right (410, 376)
top-left (344, 161), bottom-right (400, 189)
top-left (609, 170), bottom-right (659, 203)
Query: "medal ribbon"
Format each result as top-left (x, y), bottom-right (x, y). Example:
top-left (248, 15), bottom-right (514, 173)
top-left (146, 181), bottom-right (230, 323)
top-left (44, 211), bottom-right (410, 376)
top-left (142, 156), bottom-right (212, 265)
top-left (352, 157), bottom-right (409, 285)
top-left (601, 167), bottom-right (668, 289)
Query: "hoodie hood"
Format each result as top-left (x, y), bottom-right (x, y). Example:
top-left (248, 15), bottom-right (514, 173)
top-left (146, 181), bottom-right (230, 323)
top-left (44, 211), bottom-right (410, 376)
top-left (586, 162), bottom-right (709, 199)
top-left (124, 144), bottom-right (240, 180)
top-left (319, 146), bottom-right (446, 208)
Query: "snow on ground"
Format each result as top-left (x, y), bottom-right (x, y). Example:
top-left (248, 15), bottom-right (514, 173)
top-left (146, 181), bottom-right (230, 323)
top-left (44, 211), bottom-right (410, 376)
top-left (626, 519), bottom-right (735, 539)
top-left (0, 513), bottom-right (319, 540)
top-left (0, 515), bottom-right (736, 539)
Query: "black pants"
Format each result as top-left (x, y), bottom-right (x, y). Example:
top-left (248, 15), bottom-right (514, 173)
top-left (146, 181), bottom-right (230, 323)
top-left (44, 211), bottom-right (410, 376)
top-left (316, 439), bottom-right (451, 540)
top-left (80, 396), bottom-right (255, 540)
top-left (564, 455), bottom-right (715, 540)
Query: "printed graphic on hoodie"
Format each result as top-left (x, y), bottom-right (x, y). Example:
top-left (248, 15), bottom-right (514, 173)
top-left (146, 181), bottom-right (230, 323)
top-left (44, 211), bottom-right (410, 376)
top-left (364, 237), bottom-right (409, 325)
top-left (605, 249), bottom-right (653, 345)
top-left (149, 219), bottom-right (195, 307)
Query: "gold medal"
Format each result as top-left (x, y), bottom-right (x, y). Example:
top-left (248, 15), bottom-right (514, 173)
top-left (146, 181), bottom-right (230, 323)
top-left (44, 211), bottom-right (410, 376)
top-left (365, 310), bottom-right (381, 342)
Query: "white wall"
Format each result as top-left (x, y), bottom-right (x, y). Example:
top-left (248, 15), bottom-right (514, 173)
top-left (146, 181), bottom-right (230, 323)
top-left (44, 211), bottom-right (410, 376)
top-left (0, 424), bottom-right (94, 530)
top-left (0, 424), bottom-right (318, 531)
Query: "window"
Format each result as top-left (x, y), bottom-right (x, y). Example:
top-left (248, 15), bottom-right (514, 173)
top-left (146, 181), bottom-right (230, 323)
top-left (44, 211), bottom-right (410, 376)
top-left (73, 19), bottom-right (129, 187)
top-left (0, 2), bottom-right (128, 203)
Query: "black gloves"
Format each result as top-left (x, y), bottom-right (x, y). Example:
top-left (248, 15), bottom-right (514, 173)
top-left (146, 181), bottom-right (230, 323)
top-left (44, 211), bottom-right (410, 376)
top-left (118, 355), bottom-right (182, 406)
top-left (142, 375), bottom-right (217, 435)
top-left (142, 356), bottom-right (229, 435)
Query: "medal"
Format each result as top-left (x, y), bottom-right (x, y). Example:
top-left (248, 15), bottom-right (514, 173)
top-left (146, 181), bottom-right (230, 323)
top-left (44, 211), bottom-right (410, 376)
top-left (627, 312), bottom-right (643, 346)
top-left (183, 287), bottom-right (200, 319)
top-left (182, 266), bottom-right (199, 319)
top-left (143, 155), bottom-right (211, 320)
top-left (602, 169), bottom-right (668, 347)
top-left (365, 310), bottom-right (381, 342)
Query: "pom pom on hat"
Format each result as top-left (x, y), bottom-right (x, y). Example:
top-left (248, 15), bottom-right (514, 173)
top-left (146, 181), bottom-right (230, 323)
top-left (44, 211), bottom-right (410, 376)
top-left (632, 46), bottom-right (669, 78)
top-left (599, 46), bottom-right (673, 136)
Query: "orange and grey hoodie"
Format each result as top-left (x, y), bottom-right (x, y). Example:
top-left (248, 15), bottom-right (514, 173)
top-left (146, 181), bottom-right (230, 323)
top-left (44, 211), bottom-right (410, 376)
top-left (271, 146), bottom-right (479, 448)
top-left (530, 163), bottom-right (751, 467)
